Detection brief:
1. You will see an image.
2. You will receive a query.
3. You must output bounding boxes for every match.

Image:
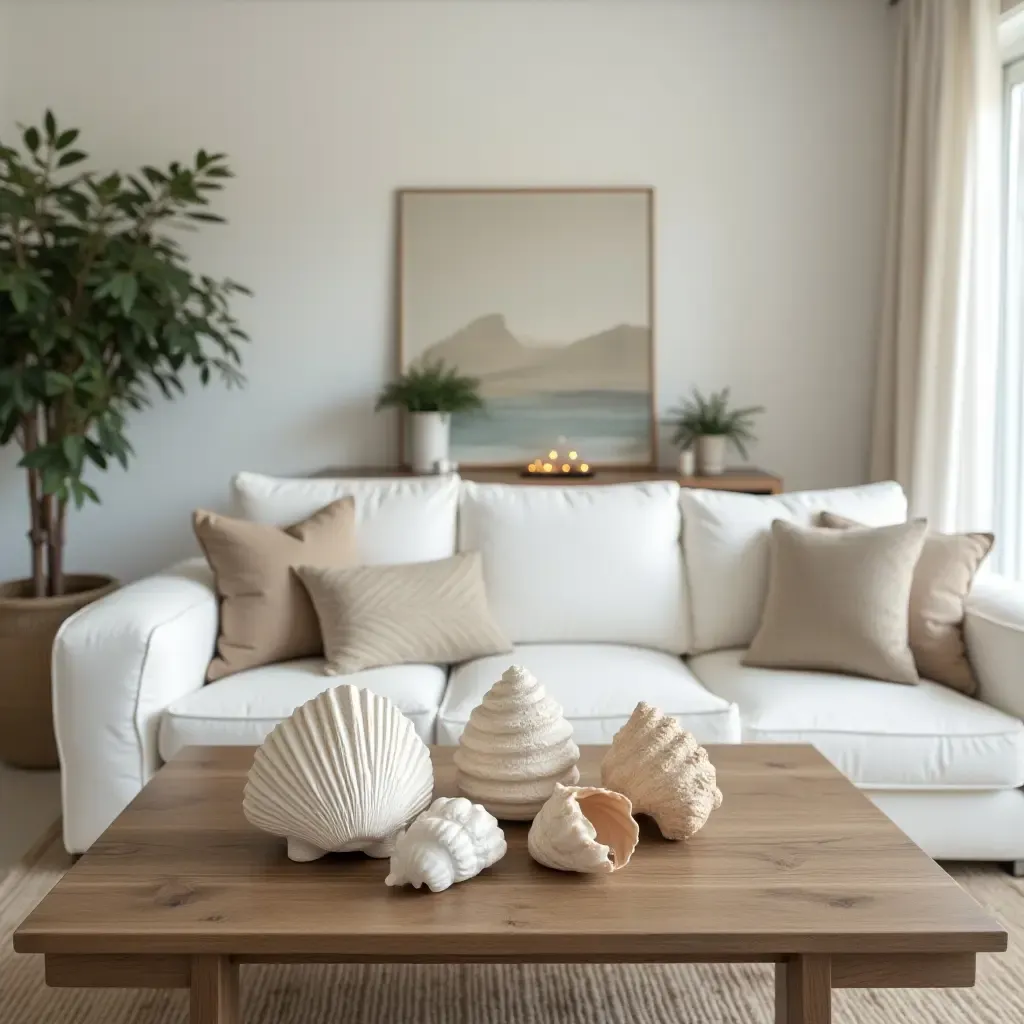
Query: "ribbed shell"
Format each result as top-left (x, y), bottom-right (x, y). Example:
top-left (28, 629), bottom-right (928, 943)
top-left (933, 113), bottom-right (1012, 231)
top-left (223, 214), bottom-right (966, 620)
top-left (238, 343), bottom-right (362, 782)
top-left (528, 784), bottom-right (639, 874)
top-left (385, 796), bottom-right (507, 892)
top-left (600, 701), bottom-right (722, 841)
top-left (454, 665), bottom-right (580, 820)
top-left (243, 684), bottom-right (434, 861)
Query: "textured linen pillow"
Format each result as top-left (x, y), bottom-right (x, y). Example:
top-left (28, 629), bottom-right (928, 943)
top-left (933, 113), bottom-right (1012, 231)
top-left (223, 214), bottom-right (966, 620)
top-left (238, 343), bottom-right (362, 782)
top-left (194, 498), bottom-right (357, 681)
top-left (818, 511), bottom-right (993, 695)
top-left (296, 552), bottom-right (512, 675)
top-left (743, 518), bottom-right (928, 684)
top-left (679, 482), bottom-right (908, 654)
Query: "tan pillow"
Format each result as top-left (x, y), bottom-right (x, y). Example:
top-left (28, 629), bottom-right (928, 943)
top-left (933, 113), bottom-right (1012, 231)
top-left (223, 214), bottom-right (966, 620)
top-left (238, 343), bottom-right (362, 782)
top-left (296, 552), bottom-right (512, 675)
top-left (194, 499), bottom-right (357, 681)
top-left (818, 511), bottom-right (993, 695)
top-left (743, 518), bottom-right (928, 684)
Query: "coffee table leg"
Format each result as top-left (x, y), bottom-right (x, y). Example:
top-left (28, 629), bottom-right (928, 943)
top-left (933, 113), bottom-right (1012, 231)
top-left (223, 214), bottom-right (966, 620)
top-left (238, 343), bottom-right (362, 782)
top-left (775, 955), bottom-right (831, 1024)
top-left (191, 955), bottom-right (240, 1024)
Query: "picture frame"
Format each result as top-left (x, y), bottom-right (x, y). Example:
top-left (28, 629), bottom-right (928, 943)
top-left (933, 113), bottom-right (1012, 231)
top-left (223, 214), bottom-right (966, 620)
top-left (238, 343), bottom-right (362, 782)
top-left (396, 187), bottom-right (656, 468)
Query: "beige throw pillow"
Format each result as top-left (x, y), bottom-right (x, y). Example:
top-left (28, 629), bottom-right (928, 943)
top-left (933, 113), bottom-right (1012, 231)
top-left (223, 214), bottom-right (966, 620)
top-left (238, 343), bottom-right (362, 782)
top-left (194, 499), bottom-right (357, 681)
top-left (296, 552), bottom-right (512, 675)
top-left (743, 518), bottom-right (928, 684)
top-left (818, 512), bottom-right (993, 695)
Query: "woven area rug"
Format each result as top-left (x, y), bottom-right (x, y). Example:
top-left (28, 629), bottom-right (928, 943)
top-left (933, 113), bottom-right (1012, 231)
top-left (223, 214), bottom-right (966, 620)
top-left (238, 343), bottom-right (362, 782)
top-left (2, 824), bottom-right (1023, 1024)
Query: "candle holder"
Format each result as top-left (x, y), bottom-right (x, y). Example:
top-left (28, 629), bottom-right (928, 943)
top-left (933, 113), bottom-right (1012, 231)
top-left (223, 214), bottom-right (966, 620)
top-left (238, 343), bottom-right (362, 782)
top-left (521, 449), bottom-right (595, 479)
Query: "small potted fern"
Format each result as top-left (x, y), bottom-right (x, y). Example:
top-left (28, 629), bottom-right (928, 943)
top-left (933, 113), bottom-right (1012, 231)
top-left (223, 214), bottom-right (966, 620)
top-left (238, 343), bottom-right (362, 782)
top-left (669, 387), bottom-right (764, 476)
top-left (376, 359), bottom-right (483, 472)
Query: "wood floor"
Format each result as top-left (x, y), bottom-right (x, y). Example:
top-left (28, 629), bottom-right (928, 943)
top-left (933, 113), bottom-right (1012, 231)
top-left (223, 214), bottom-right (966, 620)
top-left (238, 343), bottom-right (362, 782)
top-left (0, 763), bottom-right (60, 883)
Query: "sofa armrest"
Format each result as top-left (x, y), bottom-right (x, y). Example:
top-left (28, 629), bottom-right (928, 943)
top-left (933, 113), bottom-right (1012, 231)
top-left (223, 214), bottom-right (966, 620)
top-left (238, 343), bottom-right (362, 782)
top-left (965, 574), bottom-right (1024, 722)
top-left (53, 558), bottom-right (218, 852)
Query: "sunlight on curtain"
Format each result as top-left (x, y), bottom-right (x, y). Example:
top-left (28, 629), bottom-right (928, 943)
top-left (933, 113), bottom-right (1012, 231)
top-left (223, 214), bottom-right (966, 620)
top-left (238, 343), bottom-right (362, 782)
top-left (996, 60), bottom-right (1024, 578)
top-left (871, 0), bottom-right (1002, 535)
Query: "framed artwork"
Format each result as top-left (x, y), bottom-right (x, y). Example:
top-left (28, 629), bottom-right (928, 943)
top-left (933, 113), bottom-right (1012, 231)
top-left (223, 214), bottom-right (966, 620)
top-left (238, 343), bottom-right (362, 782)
top-left (397, 188), bottom-right (655, 467)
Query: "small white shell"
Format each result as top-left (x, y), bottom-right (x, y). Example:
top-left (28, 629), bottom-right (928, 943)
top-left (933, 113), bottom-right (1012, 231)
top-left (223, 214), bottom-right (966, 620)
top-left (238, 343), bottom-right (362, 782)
top-left (601, 701), bottom-right (722, 841)
top-left (385, 796), bottom-right (507, 892)
top-left (454, 665), bottom-right (580, 820)
top-left (243, 685), bottom-right (434, 861)
top-left (528, 784), bottom-right (639, 873)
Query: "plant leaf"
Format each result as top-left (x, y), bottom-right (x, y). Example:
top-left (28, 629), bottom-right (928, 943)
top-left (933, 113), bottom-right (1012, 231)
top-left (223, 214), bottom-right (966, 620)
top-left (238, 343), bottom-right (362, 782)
top-left (61, 435), bottom-right (85, 474)
top-left (57, 150), bottom-right (88, 168)
top-left (119, 274), bottom-right (139, 314)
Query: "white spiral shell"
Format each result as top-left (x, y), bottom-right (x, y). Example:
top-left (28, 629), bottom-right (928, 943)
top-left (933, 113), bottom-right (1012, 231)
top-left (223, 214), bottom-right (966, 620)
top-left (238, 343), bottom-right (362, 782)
top-left (601, 701), bottom-right (723, 841)
top-left (243, 684), bottom-right (434, 861)
top-left (528, 784), bottom-right (639, 874)
top-left (385, 796), bottom-right (507, 892)
top-left (454, 665), bottom-right (580, 821)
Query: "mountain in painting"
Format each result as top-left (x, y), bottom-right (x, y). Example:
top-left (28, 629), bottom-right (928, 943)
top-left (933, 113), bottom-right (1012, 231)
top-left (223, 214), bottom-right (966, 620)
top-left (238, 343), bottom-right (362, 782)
top-left (420, 315), bottom-right (649, 397)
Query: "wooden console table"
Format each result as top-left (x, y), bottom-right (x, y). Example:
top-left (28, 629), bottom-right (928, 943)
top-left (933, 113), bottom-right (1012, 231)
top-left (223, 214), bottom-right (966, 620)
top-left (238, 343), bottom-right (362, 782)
top-left (316, 466), bottom-right (783, 495)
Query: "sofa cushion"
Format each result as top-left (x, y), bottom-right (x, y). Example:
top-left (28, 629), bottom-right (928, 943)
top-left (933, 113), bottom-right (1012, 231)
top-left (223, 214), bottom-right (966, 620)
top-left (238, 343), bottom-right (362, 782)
top-left (680, 481), bottom-right (907, 653)
top-left (689, 649), bottom-right (1024, 790)
top-left (158, 659), bottom-right (446, 760)
top-left (232, 472), bottom-right (458, 563)
top-left (195, 499), bottom-right (358, 681)
top-left (819, 511), bottom-right (993, 696)
top-left (297, 553), bottom-right (511, 675)
top-left (744, 519), bottom-right (927, 685)
top-left (437, 644), bottom-right (739, 746)
top-left (458, 482), bottom-right (690, 652)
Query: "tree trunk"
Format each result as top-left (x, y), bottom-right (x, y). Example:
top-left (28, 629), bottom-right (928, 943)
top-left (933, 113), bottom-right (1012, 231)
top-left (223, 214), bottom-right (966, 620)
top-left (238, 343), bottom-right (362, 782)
top-left (49, 496), bottom-right (68, 597)
top-left (22, 415), bottom-right (48, 599)
top-left (27, 469), bottom-right (47, 598)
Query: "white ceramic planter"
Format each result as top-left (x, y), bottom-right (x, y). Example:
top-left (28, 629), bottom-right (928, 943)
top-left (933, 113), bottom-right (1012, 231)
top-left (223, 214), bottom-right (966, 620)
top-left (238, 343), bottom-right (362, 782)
top-left (677, 448), bottom-right (696, 477)
top-left (408, 412), bottom-right (451, 474)
top-left (696, 435), bottom-right (727, 476)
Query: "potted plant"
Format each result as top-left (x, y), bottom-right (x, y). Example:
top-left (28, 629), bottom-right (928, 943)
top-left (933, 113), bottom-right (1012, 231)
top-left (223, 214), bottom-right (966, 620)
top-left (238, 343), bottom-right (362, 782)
top-left (0, 112), bottom-right (250, 767)
top-left (376, 359), bottom-right (483, 472)
top-left (669, 387), bottom-right (764, 476)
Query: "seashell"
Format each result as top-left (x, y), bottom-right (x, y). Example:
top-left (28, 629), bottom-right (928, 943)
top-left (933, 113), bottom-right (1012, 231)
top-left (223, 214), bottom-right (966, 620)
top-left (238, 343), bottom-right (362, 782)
top-left (601, 702), bottom-right (722, 840)
top-left (385, 796), bottom-right (507, 892)
top-left (528, 784), bottom-right (639, 874)
top-left (243, 684), bottom-right (434, 862)
top-left (454, 664), bottom-right (580, 821)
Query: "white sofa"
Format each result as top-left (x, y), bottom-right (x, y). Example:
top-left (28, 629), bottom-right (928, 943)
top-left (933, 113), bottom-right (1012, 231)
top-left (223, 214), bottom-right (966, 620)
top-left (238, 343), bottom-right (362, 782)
top-left (54, 472), bottom-right (1024, 868)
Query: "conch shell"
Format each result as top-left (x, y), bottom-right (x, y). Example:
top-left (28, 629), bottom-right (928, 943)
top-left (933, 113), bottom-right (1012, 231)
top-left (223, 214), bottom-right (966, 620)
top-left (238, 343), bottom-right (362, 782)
top-left (601, 702), bottom-right (722, 840)
top-left (243, 684), bottom-right (434, 861)
top-left (528, 784), bottom-right (639, 873)
top-left (385, 796), bottom-right (507, 892)
top-left (454, 665), bottom-right (580, 820)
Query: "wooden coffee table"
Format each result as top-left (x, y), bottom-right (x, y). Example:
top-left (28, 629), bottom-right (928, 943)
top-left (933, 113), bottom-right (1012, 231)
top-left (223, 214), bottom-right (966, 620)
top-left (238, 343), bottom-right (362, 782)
top-left (15, 745), bottom-right (1006, 1023)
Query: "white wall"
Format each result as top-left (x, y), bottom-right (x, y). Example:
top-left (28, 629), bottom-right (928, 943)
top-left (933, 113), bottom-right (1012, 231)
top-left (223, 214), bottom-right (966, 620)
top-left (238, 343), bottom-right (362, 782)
top-left (0, 0), bottom-right (895, 583)
top-left (0, 8), bottom-right (7, 137)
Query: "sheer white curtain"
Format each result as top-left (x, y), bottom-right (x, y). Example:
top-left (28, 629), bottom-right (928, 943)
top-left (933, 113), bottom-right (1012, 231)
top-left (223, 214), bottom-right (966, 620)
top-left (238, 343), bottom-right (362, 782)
top-left (997, 60), bottom-right (1024, 579)
top-left (870, 0), bottom-right (1002, 533)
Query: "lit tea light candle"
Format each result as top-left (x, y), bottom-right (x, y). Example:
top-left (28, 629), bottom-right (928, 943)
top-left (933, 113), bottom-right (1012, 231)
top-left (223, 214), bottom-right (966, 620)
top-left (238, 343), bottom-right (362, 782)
top-left (521, 448), bottom-right (594, 478)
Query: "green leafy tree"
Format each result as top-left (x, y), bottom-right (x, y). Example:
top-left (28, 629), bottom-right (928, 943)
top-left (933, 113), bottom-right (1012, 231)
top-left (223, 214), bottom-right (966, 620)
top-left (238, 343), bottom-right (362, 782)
top-left (0, 111), bottom-right (250, 597)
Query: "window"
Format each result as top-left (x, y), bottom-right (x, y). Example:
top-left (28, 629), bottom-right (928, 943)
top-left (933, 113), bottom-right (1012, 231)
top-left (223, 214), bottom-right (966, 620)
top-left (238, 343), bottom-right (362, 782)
top-left (996, 59), bottom-right (1024, 578)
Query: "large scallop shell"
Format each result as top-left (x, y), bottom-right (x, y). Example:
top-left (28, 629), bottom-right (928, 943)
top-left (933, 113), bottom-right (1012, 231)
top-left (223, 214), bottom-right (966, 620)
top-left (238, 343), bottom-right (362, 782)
top-left (528, 784), bottom-right (639, 874)
top-left (600, 701), bottom-right (722, 840)
top-left (243, 684), bottom-right (434, 861)
top-left (454, 664), bottom-right (580, 821)
top-left (385, 796), bottom-right (507, 893)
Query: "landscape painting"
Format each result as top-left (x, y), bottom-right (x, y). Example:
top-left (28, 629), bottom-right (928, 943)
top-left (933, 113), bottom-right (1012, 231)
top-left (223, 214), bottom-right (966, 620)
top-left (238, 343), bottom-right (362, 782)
top-left (398, 189), bottom-right (654, 466)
